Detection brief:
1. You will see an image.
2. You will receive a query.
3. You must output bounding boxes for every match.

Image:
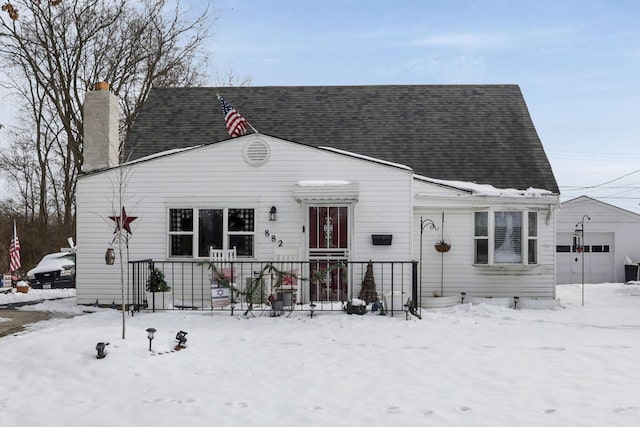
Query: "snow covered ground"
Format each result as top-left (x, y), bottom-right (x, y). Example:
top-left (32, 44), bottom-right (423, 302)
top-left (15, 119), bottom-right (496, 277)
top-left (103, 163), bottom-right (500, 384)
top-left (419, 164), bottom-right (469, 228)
top-left (1, 283), bottom-right (640, 427)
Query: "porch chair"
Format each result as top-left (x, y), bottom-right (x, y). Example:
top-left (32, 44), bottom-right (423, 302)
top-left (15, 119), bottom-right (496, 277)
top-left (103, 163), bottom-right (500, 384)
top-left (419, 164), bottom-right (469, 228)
top-left (209, 247), bottom-right (237, 309)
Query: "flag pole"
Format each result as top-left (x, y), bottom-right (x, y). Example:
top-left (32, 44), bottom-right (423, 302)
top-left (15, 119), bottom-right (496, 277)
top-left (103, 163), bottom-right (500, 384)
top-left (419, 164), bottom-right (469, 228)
top-left (246, 120), bottom-right (260, 135)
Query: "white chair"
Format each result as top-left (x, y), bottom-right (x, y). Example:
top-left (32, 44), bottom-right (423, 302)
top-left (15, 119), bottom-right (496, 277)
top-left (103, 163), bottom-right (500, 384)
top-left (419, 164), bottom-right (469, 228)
top-left (210, 246), bottom-right (237, 264)
top-left (210, 247), bottom-right (237, 308)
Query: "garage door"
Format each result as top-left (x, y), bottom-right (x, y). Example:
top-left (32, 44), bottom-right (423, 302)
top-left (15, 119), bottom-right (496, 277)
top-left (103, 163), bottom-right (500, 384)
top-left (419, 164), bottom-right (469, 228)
top-left (556, 232), bottom-right (614, 284)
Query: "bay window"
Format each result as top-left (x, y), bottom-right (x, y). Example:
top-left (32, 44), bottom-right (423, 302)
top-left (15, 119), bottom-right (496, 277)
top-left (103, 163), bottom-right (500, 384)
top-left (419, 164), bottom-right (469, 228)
top-left (169, 208), bottom-right (254, 258)
top-left (474, 210), bottom-right (538, 265)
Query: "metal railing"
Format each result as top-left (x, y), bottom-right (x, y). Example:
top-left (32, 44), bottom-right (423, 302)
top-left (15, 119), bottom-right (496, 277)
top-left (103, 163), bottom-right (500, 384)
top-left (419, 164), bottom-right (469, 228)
top-left (129, 259), bottom-right (419, 317)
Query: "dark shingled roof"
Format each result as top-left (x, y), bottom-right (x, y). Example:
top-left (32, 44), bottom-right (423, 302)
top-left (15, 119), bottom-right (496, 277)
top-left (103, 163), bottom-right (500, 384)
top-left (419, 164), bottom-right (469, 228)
top-left (125, 85), bottom-right (559, 193)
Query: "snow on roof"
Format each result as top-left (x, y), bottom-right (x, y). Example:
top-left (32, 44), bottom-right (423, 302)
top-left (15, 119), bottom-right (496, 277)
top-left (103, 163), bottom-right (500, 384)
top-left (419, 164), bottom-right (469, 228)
top-left (414, 174), bottom-right (554, 198)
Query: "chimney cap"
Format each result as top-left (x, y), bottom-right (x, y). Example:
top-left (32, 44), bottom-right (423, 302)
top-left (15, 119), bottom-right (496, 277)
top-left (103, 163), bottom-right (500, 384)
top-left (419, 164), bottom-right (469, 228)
top-left (93, 82), bottom-right (110, 91)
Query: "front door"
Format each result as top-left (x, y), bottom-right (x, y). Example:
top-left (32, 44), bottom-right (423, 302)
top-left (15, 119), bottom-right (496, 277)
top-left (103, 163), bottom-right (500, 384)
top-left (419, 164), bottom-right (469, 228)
top-left (307, 206), bottom-right (349, 302)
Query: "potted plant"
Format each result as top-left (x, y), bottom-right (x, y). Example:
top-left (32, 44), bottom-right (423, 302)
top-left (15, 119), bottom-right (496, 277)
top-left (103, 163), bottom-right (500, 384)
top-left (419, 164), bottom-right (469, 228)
top-left (147, 267), bottom-right (170, 292)
top-left (434, 239), bottom-right (451, 253)
top-left (146, 267), bottom-right (172, 309)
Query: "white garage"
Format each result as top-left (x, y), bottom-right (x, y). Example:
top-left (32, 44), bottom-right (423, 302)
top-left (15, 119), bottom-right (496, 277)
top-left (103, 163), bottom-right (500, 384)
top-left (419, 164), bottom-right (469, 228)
top-left (556, 231), bottom-right (614, 284)
top-left (556, 196), bottom-right (640, 284)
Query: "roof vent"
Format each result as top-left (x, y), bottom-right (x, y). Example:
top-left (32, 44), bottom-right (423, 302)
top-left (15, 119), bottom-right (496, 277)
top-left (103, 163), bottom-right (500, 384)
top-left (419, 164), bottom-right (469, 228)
top-left (243, 139), bottom-right (270, 166)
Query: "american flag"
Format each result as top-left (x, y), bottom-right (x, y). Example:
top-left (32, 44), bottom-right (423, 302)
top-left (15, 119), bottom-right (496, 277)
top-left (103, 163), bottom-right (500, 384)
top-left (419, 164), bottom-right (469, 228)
top-left (9, 220), bottom-right (20, 272)
top-left (217, 94), bottom-right (248, 138)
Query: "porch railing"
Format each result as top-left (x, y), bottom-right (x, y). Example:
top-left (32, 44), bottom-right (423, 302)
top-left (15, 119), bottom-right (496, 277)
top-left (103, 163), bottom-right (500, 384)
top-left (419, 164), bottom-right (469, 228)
top-left (129, 259), bottom-right (419, 317)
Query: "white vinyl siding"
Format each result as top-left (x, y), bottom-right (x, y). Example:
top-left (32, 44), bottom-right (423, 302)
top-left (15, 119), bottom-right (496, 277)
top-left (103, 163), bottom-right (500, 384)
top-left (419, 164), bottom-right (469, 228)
top-left (75, 135), bottom-right (414, 305)
top-left (414, 206), bottom-right (556, 300)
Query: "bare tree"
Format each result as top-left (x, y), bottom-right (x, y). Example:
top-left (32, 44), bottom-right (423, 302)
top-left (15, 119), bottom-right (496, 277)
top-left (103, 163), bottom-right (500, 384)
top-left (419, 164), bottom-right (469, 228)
top-left (213, 66), bottom-right (253, 87)
top-left (0, 128), bottom-right (38, 220)
top-left (0, 0), bottom-right (213, 229)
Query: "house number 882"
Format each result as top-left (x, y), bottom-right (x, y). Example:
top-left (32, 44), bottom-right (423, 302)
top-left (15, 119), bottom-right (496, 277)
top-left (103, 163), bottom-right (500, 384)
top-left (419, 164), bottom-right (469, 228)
top-left (264, 230), bottom-right (283, 247)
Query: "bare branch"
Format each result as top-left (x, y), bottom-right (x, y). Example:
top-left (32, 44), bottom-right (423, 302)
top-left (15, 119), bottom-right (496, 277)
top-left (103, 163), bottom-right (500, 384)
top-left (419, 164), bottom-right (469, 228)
top-left (0, 0), bottom-right (218, 229)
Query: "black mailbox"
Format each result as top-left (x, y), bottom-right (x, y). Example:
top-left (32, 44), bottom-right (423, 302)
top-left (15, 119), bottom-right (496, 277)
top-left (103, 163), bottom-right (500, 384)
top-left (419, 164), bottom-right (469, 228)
top-left (372, 234), bottom-right (393, 245)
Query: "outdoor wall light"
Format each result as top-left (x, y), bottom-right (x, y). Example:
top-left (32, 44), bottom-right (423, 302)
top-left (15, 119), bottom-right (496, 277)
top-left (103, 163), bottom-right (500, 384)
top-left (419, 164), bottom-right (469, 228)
top-left (175, 331), bottom-right (188, 348)
top-left (309, 302), bottom-right (316, 318)
top-left (460, 292), bottom-right (466, 303)
top-left (269, 206), bottom-right (277, 221)
top-left (105, 247), bottom-right (116, 265)
top-left (513, 296), bottom-right (519, 310)
top-left (96, 342), bottom-right (108, 359)
top-left (146, 327), bottom-right (156, 351)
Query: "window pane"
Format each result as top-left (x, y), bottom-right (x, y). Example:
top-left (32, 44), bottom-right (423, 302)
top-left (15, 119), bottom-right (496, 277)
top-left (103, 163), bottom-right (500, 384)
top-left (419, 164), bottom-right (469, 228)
top-left (170, 209), bottom-right (193, 232)
top-left (475, 239), bottom-right (488, 264)
top-left (199, 209), bottom-right (224, 257)
top-left (474, 212), bottom-right (488, 237)
top-left (494, 211), bottom-right (522, 263)
top-left (228, 209), bottom-right (254, 232)
top-left (335, 207), bottom-right (348, 249)
top-left (556, 245), bottom-right (570, 253)
top-left (528, 212), bottom-right (537, 237)
top-left (528, 240), bottom-right (537, 264)
top-left (229, 235), bottom-right (254, 257)
top-left (170, 235), bottom-right (193, 257)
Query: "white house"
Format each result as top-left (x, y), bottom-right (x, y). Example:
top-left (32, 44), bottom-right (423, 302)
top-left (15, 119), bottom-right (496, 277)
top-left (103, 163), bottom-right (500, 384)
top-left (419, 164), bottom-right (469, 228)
top-left (76, 84), bottom-right (560, 310)
top-left (556, 196), bottom-right (640, 284)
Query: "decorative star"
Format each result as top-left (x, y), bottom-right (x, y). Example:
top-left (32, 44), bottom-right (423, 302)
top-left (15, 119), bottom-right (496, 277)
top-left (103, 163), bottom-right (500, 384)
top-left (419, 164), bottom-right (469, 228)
top-left (109, 206), bottom-right (137, 234)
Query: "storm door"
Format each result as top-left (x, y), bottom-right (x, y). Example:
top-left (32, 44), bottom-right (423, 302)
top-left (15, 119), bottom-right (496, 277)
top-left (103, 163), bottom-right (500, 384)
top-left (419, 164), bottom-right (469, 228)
top-left (308, 206), bottom-right (349, 302)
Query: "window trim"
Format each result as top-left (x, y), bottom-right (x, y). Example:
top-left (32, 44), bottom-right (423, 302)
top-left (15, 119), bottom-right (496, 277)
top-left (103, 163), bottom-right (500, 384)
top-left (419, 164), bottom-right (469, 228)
top-left (167, 207), bottom-right (256, 259)
top-left (473, 209), bottom-right (539, 266)
top-left (168, 208), bottom-right (195, 259)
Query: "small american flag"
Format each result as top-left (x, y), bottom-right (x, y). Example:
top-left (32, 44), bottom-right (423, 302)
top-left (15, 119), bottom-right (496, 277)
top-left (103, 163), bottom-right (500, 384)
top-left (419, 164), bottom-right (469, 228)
top-left (217, 94), bottom-right (248, 138)
top-left (9, 220), bottom-right (20, 272)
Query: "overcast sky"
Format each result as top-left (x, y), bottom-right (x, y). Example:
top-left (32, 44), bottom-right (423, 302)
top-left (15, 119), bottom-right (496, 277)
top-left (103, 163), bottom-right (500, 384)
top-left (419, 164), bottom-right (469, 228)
top-left (2, 0), bottom-right (640, 214)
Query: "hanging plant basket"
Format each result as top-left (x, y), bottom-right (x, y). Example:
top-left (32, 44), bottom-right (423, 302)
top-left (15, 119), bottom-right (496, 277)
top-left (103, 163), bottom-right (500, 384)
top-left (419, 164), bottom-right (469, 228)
top-left (435, 242), bottom-right (451, 253)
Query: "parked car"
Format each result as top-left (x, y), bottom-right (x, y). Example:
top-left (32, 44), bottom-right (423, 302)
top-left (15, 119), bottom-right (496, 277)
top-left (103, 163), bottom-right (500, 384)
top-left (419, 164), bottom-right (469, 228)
top-left (26, 251), bottom-right (76, 289)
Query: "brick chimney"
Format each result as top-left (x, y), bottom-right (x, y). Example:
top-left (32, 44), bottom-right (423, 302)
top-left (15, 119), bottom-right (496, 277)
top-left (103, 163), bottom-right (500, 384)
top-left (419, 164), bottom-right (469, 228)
top-left (83, 82), bottom-right (119, 172)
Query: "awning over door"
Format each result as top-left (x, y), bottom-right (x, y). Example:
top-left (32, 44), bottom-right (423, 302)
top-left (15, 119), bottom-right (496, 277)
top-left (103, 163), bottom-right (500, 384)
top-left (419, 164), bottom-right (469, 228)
top-left (293, 181), bottom-right (359, 202)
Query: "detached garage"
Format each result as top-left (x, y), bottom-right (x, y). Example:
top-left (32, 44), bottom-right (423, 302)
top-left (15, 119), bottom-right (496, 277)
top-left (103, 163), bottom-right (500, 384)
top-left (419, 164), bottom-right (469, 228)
top-left (556, 196), bottom-right (640, 284)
